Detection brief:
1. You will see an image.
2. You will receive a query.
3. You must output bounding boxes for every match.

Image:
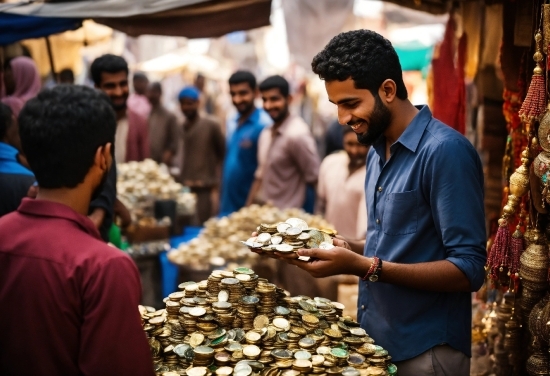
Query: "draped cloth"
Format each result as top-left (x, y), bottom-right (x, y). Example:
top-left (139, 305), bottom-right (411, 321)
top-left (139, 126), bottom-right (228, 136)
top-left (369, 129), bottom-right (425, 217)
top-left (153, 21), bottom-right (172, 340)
top-left (6, 56), bottom-right (41, 104)
top-left (431, 16), bottom-right (467, 135)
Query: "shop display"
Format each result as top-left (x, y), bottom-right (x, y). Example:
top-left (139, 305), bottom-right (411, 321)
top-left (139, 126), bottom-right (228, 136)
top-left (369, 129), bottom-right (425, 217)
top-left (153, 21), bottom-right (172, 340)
top-left (117, 159), bottom-right (196, 221)
top-left (140, 268), bottom-right (395, 376)
top-left (168, 205), bottom-right (335, 270)
top-left (485, 19), bottom-right (550, 375)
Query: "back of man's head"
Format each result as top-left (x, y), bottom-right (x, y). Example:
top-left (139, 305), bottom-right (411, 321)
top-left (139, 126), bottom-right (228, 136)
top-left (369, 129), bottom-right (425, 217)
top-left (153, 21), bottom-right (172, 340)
top-left (59, 68), bottom-right (75, 84)
top-left (90, 54), bottom-right (128, 87)
top-left (229, 71), bottom-right (257, 90)
top-left (0, 103), bottom-right (13, 142)
top-left (259, 75), bottom-right (290, 97)
top-left (19, 85), bottom-right (116, 189)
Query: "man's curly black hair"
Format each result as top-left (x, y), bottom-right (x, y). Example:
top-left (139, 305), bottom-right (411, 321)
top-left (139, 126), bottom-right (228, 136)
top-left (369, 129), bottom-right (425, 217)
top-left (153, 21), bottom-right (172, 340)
top-left (311, 29), bottom-right (407, 100)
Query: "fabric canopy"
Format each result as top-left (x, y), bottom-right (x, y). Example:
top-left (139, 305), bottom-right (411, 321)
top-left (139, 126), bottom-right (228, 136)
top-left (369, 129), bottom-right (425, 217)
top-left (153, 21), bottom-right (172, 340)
top-left (0, 0), bottom-right (272, 44)
top-left (0, 13), bottom-right (81, 45)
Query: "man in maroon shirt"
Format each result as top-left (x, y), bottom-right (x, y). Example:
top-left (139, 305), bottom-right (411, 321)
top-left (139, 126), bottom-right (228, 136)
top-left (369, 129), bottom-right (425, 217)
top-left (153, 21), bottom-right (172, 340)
top-left (0, 85), bottom-right (155, 375)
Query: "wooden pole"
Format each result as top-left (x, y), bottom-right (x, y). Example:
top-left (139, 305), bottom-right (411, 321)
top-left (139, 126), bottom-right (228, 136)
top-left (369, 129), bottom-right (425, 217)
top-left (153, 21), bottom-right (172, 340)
top-left (45, 37), bottom-right (57, 83)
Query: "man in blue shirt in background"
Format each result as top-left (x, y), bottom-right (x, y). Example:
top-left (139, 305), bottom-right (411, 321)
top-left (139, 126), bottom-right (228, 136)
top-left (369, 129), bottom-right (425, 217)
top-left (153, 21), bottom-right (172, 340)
top-left (220, 71), bottom-right (271, 216)
top-left (278, 30), bottom-right (486, 376)
top-left (0, 103), bottom-right (35, 217)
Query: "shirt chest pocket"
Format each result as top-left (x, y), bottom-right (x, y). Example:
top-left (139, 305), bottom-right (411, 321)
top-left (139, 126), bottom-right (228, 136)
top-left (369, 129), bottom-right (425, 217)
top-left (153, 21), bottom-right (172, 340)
top-left (382, 190), bottom-right (418, 235)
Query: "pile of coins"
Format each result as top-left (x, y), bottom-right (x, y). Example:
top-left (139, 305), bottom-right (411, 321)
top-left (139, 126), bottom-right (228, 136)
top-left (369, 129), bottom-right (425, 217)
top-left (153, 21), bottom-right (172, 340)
top-left (117, 159), bottom-right (196, 221)
top-left (167, 205), bottom-right (335, 269)
top-left (141, 268), bottom-right (396, 376)
top-left (241, 218), bottom-right (336, 258)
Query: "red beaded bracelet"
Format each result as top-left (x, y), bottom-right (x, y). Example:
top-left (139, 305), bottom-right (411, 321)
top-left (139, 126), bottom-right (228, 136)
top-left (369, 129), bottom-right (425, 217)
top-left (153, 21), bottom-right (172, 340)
top-left (362, 256), bottom-right (380, 281)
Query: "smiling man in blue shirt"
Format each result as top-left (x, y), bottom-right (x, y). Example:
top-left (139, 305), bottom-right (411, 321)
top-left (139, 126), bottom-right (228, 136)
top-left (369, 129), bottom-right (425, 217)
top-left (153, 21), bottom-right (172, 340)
top-left (220, 71), bottom-right (271, 216)
top-left (279, 30), bottom-right (486, 375)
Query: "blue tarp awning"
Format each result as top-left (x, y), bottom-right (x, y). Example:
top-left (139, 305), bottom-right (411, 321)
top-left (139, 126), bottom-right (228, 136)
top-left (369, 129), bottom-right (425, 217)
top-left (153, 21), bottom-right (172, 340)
top-left (0, 13), bottom-right (82, 46)
top-left (0, 0), bottom-right (272, 44)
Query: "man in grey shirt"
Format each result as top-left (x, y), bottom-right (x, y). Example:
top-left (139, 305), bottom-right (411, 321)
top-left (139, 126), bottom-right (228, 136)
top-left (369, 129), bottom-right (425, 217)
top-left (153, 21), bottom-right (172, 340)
top-left (246, 75), bottom-right (320, 209)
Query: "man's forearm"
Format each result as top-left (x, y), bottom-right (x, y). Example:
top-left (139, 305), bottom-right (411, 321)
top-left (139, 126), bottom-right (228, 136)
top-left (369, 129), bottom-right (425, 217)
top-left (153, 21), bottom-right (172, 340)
top-left (377, 259), bottom-right (471, 292)
top-left (88, 207), bottom-right (106, 229)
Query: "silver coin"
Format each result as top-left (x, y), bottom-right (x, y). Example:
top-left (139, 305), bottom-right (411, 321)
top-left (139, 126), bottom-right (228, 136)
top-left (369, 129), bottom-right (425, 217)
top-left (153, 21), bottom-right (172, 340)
top-left (218, 290), bottom-right (229, 302)
top-left (271, 235), bottom-right (283, 245)
top-left (276, 222), bottom-right (292, 233)
top-left (285, 227), bottom-right (302, 236)
top-left (275, 244), bottom-right (294, 253)
top-left (286, 218), bottom-right (309, 231)
top-left (256, 233), bottom-right (272, 243)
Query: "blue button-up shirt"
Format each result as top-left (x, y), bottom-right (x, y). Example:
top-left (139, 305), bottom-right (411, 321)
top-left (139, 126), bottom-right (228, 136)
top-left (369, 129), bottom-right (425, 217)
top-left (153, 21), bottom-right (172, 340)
top-left (358, 105), bottom-right (486, 362)
top-left (220, 108), bottom-right (271, 216)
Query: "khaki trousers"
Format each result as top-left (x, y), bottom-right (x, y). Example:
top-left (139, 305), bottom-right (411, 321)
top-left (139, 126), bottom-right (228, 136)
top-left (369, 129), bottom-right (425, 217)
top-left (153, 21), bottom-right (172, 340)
top-left (394, 345), bottom-right (469, 376)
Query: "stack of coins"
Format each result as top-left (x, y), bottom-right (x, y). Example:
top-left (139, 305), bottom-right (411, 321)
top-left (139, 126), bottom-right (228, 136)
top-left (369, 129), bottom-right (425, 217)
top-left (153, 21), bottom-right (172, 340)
top-left (211, 301), bottom-right (234, 329)
top-left (238, 296), bottom-right (259, 330)
top-left (163, 345), bottom-right (180, 368)
top-left (193, 346), bottom-right (215, 367)
top-left (173, 343), bottom-right (193, 368)
top-left (206, 271), bottom-right (224, 295)
top-left (220, 278), bottom-right (245, 304)
top-left (141, 268), bottom-right (396, 376)
top-left (256, 281), bottom-right (278, 319)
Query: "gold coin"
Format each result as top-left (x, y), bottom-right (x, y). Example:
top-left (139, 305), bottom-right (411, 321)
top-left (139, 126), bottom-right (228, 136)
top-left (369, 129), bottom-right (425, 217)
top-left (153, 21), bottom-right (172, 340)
top-left (253, 315), bottom-right (270, 329)
top-left (245, 331), bottom-right (262, 342)
top-left (302, 314), bottom-right (320, 325)
top-left (189, 332), bottom-right (205, 348)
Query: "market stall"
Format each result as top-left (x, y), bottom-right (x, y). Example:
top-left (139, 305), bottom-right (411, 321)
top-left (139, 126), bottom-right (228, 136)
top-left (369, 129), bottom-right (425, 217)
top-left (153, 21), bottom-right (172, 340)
top-left (478, 1), bottom-right (550, 375)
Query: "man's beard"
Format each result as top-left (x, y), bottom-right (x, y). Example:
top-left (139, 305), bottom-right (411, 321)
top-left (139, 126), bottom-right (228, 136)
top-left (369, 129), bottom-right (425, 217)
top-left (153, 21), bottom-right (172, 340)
top-left (111, 102), bottom-right (127, 112)
top-left (91, 167), bottom-right (110, 202)
top-left (352, 94), bottom-right (392, 147)
top-left (237, 101), bottom-right (254, 115)
top-left (269, 105), bottom-right (289, 123)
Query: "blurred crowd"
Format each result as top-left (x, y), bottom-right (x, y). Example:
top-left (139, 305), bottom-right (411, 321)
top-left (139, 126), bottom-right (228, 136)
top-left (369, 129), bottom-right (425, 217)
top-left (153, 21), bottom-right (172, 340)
top-left (0, 53), bottom-right (369, 246)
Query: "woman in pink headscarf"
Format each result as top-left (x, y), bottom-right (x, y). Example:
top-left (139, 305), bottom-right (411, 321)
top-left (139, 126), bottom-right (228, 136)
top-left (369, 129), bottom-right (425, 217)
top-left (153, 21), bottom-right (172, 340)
top-left (2, 56), bottom-right (41, 116)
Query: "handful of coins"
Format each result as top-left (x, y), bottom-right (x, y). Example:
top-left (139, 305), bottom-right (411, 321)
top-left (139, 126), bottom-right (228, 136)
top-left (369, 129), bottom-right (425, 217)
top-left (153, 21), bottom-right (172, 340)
top-left (241, 218), bottom-right (337, 261)
top-left (141, 268), bottom-right (396, 376)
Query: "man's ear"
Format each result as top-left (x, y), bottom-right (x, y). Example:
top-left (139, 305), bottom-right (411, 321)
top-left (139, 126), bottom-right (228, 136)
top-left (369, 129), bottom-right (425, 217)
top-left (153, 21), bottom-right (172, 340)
top-left (287, 94), bottom-right (293, 104)
top-left (379, 79), bottom-right (397, 104)
top-left (94, 143), bottom-right (112, 172)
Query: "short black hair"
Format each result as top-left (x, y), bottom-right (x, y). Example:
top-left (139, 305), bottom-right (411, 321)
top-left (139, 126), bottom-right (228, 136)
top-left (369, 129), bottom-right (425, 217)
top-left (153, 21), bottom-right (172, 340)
top-left (0, 103), bottom-right (13, 140)
top-left (229, 70), bottom-right (256, 90)
top-left (149, 82), bottom-right (162, 93)
top-left (59, 68), bottom-right (74, 83)
top-left (90, 54), bottom-right (128, 86)
top-left (311, 29), bottom-right (407, 100)
top-left (19, 85), bottom-right (116, 189)
top-left (133, 72), bottom-right (148, 82)
top-left (259, 75), bottom-right (289, 97)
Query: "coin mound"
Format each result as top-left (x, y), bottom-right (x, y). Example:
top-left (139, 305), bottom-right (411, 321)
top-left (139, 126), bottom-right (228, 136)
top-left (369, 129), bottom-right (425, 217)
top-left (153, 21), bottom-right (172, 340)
top-left (117, 159), bottom-right (196, 220)
top-left (242, 218), bottom-right (338, 254)
top-left (140, 268), bottom-right (396, 376)
top-left (168, 205), bottom-right (336, 269)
